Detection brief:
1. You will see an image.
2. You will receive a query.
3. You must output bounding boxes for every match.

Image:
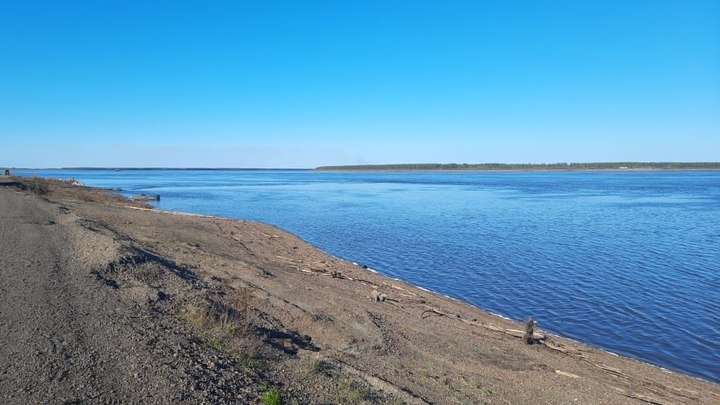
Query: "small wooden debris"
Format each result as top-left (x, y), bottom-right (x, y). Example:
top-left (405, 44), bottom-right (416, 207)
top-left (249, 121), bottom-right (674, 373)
top-left (131, 194), bottom-right (160, 201)
top-left (524, 318), bottom-right (536, 345)
top-left (555, 370), bottom-right (580, 379)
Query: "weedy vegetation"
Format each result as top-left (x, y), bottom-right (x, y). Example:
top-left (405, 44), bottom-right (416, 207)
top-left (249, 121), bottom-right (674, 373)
top-left (260, 389), bottom-right (283, 405)
top-left (336, 378), bottom-right (374, 404)
top-left (15, 176), bottom-right (151, 207)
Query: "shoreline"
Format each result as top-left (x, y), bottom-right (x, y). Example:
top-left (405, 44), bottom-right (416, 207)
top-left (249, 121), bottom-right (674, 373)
top-left (131, 204), bottom-right (717, 385)
top-left (129, 203), bottom-right (700, 380)
top-left (2, 176), bottom-right (719, 404)
top-left (314, 162), bottom-right (720, 172)
top-left (9, 166), bottom-right (720, 173)
top-left (314, 168), bottom-right (720, 173)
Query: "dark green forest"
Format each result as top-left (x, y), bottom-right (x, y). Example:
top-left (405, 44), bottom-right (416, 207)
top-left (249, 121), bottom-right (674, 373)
top-left (315, 162), bottom-right (720, 171)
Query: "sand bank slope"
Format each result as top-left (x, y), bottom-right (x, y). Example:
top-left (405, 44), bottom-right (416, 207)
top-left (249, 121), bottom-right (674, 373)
top-left (1, 179), bottom-right (717, 404)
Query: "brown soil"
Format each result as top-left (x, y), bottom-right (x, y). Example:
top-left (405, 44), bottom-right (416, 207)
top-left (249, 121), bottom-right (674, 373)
top-left (1, 177), bottom-right (718, 404)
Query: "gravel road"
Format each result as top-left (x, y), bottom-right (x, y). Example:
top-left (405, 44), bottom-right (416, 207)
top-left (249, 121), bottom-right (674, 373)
top-left (0, 185), bottom-right (260, 404)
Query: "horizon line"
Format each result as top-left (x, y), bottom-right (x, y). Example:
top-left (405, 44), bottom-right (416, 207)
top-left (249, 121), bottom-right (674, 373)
top-left (6, 161), bottom-right (720, 171)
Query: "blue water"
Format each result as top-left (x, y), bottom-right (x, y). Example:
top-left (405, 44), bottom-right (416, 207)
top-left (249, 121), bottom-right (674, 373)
top-left (16, 169), bottom-right (720, 382)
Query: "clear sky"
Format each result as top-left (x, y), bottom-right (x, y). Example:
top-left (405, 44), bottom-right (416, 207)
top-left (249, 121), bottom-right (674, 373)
top-left (1, 1), bottom-right (718, 168)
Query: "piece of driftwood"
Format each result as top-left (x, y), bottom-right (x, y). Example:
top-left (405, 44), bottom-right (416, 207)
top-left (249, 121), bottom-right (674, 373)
top-left (417, 303), bottom-right (699, 404)
top-left (419, 304), bottom-right (546, 341)
top-left (524, 318), bottom-right (536, 344)
top-left (622, 393), bottom-right (668, 405)
top-left (131, 194), bottom-right (160, 201)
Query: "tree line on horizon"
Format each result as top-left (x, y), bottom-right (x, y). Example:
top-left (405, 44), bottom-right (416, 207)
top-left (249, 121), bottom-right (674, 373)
top-left (315, 162), bottom-right (720, 171)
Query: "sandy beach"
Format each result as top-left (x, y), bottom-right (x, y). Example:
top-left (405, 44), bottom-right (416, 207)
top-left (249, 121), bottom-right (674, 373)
top-left (1, 176), bottom-right (718, 404)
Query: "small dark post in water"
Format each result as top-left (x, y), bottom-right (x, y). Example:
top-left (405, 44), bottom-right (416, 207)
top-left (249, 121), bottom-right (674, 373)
top-left (524, 318), bottom-right (536, 345)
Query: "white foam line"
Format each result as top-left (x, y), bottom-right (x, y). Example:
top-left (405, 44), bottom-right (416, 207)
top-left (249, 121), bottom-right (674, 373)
top-left (491, 313), bottom-right (513, 321)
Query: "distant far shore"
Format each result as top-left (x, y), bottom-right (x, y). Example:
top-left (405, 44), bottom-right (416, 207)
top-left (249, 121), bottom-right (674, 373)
top-left (315, 162), bottom-right (720, 171)
top-left (5, 167), bottom-right (312, 171)
top-left (6, 163), bottom-right (720, 172)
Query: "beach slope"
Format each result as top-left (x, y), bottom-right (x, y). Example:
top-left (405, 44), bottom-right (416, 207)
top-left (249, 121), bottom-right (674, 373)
top-left (1, 177), bottom-right (718, 404)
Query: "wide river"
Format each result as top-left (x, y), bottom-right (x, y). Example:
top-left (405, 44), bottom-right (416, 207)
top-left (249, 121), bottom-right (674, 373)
top-left (17, 169), bottom-right (720, 382)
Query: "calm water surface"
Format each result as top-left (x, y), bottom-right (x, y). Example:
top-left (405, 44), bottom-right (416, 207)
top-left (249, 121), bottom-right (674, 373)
top-left (17, 169), bottom-right (720, 382)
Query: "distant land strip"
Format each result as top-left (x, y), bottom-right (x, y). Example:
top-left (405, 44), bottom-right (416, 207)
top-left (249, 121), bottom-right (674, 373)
top-left (315, 162), bottom-right (720, 171)
top-left (58, 167), bottom-right (308, 171)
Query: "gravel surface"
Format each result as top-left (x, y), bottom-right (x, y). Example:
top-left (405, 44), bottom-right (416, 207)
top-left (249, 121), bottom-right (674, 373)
top-left (1, 178), bottom-right (719, 405)
top-left (0, 184), bottom-right (262, 404)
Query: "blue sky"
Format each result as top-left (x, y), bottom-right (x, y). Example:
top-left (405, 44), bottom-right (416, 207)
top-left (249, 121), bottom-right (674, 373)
top-left (1, 1), bottom-right (718, 168)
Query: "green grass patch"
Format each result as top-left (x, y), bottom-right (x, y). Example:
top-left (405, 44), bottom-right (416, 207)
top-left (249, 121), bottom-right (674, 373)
top-left (260, 389), bottom-right (283, 405)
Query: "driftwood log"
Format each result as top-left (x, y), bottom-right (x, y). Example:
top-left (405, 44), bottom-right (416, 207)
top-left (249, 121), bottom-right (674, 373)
top-left (524, 318), bottom-right (536, 344)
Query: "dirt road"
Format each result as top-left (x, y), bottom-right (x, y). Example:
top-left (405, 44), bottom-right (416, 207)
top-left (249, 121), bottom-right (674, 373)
top-left (1, 178), bottom-right (719, 404)
top-left (0, 184), bottom-right (260, 404)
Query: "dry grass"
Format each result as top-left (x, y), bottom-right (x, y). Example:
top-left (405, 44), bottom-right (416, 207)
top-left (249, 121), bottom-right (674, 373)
top-left (336, 378), bottom-right (374, 405)
top-left (179, 290), bottom-right (261, 368)
top-left (307, 358), bottom-right (332, 375)
top-left (180, 301), bottom-right (245, 338)
top-left (180, 302), bottom-right (241, 353)
top-left (13, 176), bottom-right (151, 208)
